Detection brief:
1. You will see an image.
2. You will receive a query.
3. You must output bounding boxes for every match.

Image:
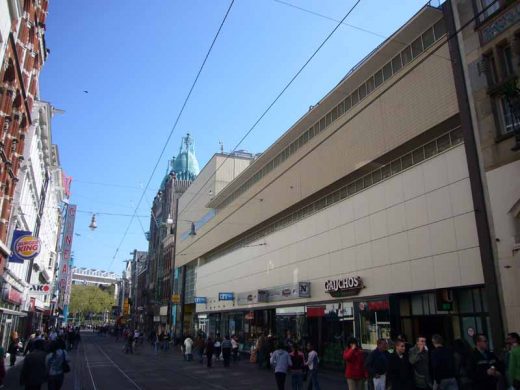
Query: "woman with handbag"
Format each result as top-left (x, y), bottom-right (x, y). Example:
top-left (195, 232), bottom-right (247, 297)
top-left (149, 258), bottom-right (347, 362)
top-left (46, 339), bottom-right (70, 390)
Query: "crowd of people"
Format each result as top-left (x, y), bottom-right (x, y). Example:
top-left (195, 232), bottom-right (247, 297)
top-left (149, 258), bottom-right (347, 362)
top-left (1, 326), bottom-right (77, 389)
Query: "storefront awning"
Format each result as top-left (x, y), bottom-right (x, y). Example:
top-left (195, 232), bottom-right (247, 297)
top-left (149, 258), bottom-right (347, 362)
top-left (0, 308), bottom-right (28, 317)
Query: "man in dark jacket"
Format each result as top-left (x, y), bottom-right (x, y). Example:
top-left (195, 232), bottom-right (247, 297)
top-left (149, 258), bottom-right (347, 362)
top-left (409, 335), bottom-right (431, 389)
top-left (469, 333), bottom-right (504, 390)
top-left (205, 337), bottom-right (215, 368)
top-left (365, 339), bottom-right (390, 390)
top-left (431, 334), bottom-right (458, 389)
top-left (20, 339), bottom-right (47, 390)
top-left (388, 340), bottom-right (414, 390)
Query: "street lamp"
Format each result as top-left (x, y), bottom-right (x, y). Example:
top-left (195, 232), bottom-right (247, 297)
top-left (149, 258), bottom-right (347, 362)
top-left (88, 214), bottom-right (97, 230)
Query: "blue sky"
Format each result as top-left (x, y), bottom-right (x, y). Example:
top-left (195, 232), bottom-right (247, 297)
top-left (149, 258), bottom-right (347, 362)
top-left (39, 0), bottom-right (431, 275)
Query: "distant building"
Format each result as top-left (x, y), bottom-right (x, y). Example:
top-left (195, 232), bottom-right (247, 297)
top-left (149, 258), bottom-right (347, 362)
top-left (71, 267), bottom-right (120, 301)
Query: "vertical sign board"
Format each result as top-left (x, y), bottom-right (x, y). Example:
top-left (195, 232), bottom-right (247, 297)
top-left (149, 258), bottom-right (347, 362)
top-left (57, 205), bottom-right (77, 321)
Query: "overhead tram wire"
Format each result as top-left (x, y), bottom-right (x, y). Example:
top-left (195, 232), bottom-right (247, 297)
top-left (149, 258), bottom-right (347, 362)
top-left (176, 0), bottom-right (362, 220)
top-left (108, 0), bottom-right (235, 270)
top-left (175, 0), bottom-right (500, 258)
top-left (273, 0), bottom-right (452, 63)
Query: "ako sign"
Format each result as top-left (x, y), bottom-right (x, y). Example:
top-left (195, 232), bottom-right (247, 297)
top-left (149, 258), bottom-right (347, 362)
top-left (29, 284), bottom-right (51, 294)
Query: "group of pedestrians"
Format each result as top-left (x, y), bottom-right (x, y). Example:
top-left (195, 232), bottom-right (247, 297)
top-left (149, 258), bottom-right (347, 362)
top-left (182, 333), bottom-right (240, 368)
top-left (16, 336), bottom-right (71, 390)
top-left (269, 342), bottom-right (321, 390)
top-left (342, 332), bottom-right (520, 390)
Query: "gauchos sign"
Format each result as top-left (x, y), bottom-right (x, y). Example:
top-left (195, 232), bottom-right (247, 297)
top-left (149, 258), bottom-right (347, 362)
top-left (325, 276), bottom-right (364, 297)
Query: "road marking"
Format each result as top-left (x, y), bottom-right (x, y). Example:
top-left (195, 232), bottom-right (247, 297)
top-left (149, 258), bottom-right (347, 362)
top-left (83, 341), bottom-right (98, 390)
top-left (97, 345), bottom-right (143, 390)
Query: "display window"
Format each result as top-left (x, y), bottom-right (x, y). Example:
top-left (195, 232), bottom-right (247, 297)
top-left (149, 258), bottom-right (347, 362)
top-left (357, 300), bottom-right (391, 350)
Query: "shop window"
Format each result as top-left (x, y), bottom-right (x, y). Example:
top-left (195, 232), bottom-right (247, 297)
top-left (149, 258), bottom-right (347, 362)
top-left (400, 297), bottom-right (411, 316)
top-left (457, 289), bottom-right (474, 313)
top-left (358, 300), bottom-right (391, 350)
top-left (411, 295), bottom-right (424, 315)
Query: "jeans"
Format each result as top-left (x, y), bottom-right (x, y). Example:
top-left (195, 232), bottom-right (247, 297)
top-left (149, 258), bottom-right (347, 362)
top-left (275, 372), bottom-right (286, 390)
top-left (48, 374), bottom-right (65, 390)
top-left (222, 348), bottom-right (231, 367)
top-left (435, 378), bottom-right (459, 390)
top-left (292, 372), bottom-right (304, 390)
top-left (307, 369), bottom-right (320, 390)
top-left (373, 375), bottom-right (386, 390)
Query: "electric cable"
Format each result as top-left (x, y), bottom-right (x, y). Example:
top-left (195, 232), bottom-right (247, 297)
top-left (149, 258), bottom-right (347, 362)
top-left (109, 0), bottom-right (235, 269)
top-left (176, 0), bottom-right (362, 220)
top-left (174, 0), bottom-right (500, 258)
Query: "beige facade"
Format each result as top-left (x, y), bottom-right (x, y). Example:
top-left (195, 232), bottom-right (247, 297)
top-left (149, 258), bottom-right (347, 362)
top-left (451, 0), bottom-right (520, 332)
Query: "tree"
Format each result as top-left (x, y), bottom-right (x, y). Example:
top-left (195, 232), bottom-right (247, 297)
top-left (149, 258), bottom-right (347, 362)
top-left (69, 285), bottom-right (115, 321)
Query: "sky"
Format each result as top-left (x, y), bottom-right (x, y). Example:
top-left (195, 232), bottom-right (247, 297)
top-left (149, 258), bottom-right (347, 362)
top-left (39, 0), bottom-right (433, 275)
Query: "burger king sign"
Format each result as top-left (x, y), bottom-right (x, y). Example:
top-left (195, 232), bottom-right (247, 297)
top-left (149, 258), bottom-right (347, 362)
top-left (9, 230), bottom-right (41, 263)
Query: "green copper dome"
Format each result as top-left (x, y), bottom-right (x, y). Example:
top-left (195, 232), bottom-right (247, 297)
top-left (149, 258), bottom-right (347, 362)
top-left (160, 133), bottom-right (200, 190)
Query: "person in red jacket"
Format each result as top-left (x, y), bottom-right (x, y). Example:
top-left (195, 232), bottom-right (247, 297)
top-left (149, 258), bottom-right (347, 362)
top-left (343, 338), bottom-right (366, 390)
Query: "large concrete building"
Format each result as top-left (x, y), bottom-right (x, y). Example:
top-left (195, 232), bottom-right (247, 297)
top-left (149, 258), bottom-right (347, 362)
top-left (173, 2), bottom-right (510, 366)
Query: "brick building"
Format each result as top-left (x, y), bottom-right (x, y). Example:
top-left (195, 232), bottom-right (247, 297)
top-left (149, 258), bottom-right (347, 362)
top-left (0, 0), bottom-right (49, 273)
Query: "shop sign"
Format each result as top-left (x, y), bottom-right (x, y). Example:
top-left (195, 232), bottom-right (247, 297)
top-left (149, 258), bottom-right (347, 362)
top-left (218, 292), bottom-right (234, 301)
top-left (324, 276), bottom-right (364, 297)
top-left (307, 306), bottom-right (325, 318)
top-left (5, 286), bottom-right (23, 305)
top-left (171, 294), bottom-right (181, 304)
top-left (9, 230), bottom-right (41, 263)
top-left (29, 284), bottom-right (51, 294)
top-left (268, 282), bottom-right (311, 302)
top-left (237, 290), bottom-right (268, 305)
top-left (194, 297), bottom-right (207, 304)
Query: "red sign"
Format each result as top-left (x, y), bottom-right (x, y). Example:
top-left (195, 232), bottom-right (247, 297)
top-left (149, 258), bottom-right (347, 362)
top-left (7, 287), bottom-right (23, 305)
top-left (307, 306), bottom-right (325, 318)
top-left (367, 300), bottom-right (389, 311)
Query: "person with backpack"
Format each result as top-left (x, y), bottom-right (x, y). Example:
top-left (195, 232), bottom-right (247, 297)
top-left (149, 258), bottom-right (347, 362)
top-left (343, 338), bottom-right (366, 390)
top-left (305, 342), bottom-right (321, 390)
top-left (290, 344), bottom-right (305, 390)
top-left (46, 339), bottom-right (70, 390)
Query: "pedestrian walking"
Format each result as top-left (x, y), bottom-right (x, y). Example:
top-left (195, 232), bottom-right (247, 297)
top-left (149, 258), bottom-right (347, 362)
top-left (222, 335), bottom-right (232, 367)
top-left (194, 336), bottom-right (205, 364)
top-left (507, 332), bottom-right (520, 390)
top-left (46, 339), bottom-right (70, 390)
top-left (290, 344), bottom-right (305, 390)
top-left (343, 338), bottom-right (366, 390)
top-left (305, 342), bottom-right (320, 390)
top-left (205, 337), bottom-right (215, 368)
top-left (453, 339), bottom-right (472, 390)
top-left (19, 339), bottom-right (47, 390)
top-left (184, 335), bottom-right (194, 361)
top-left (388, 340), bottom-right (413, 390)
top-left (214, 334), bottom-right (222, 361)
top-left (231, 335), bottom-right (239, 362)
top-left (271, 342), bottom-right (292, 390)
top-left (0, 344), bottom-right (6, 388)
top-left (125, 331), bottom-right (134, 354)
top-left (430, 334), bottom-right (458, 390)
top-left (256, 334), bottom-right (266, 368)
top-left (409, 335), bottom-right (431, 389)
top-left (469, 333), bottom-right (504, 390)
top-left (8, 332), bottom-right (18, 367)
top-left (365, 339), bottom-right (390, 390)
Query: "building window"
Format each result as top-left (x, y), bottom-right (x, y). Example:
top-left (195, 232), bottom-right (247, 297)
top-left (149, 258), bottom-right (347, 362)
top-left (498, 43), bottom-right (514, 78)
top-left (477, 0), bottom-right (500, 21)
top-left (401, 46), bottom-right (413, 66)
top-left (497, 95), bottom-right (520, 135)
top-left (483, 52), bottom-right (498, 86)
top-left (422, 27), bottom-right (435, 50)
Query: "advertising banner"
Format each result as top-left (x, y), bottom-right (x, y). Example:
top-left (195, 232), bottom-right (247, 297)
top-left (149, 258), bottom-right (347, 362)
top-left (9, 230), bottom-right (41, 263)
top-left (57, 204), bottom-right (77, 309)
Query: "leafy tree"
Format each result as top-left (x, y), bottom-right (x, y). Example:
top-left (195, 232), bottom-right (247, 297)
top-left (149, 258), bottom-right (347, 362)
top-left (69, 285), bottom-right (115, 320)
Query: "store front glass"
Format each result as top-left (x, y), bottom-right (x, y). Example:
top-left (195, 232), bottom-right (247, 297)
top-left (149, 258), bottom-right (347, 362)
top-left (320, 301), bottom-right (355, 368)
top-left (275, 306), bottom-right (306, 344)
top-left (357, 299), bottom-right (391, 350)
